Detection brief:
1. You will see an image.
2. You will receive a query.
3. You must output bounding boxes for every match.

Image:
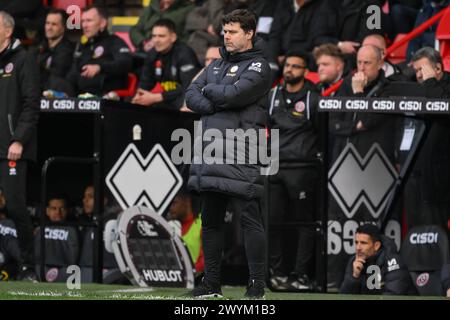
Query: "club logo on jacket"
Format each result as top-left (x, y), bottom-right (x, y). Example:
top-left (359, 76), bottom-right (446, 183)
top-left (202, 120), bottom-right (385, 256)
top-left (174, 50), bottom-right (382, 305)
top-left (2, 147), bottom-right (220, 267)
top-left (93, 46), bottom-right (104, 59)
top-left (5, 63), bottom-right (13, 74)
top-left (226, 65), bottom-right (239, 77)
top-left (46, 56), bottom-right (52, 69)
top-left (8, 161), bottom-right (16, 176)
top-left (295, 101), bottom-right (305, 113)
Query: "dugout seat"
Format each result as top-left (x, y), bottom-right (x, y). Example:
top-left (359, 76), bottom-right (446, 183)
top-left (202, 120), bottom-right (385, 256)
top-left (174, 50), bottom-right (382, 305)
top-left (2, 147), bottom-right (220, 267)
top-left (78, 227), bottom-right (123, 284)
top-left (34, 226), bottom-right (79, 282)
top-left (400, 225), bottom-right (449, 296)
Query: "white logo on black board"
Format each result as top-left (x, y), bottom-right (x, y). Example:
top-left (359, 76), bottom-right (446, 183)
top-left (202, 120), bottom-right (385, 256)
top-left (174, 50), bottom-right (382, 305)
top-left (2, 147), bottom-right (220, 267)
top-left (106, 144), bottom-right (183, 214)
top-left (328, 143), bottom-right (398, 219)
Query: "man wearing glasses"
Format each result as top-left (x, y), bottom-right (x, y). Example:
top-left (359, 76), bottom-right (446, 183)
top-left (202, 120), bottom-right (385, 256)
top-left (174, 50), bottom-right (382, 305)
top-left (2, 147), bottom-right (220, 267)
top-left (267, 51), bottom-right (320, 291)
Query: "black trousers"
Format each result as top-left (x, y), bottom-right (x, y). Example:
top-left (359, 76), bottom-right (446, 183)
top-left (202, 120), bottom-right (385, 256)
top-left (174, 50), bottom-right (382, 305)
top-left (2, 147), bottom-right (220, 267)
top-left (200, 191), bottom-right (266, 286)
top-left (268, 167), bottom-right (317, 277)
top-left (0, 160), bottom-right (33, 266)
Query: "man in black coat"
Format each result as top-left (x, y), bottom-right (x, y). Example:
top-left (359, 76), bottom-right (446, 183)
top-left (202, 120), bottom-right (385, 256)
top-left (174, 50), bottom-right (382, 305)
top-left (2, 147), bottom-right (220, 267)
top-left (0, 11), bottom-right (40, 279)
top-left (267, 51), bottom-right (320, 291)
top-left (340, 224), bottom-right (417, 295)
top-left (132, 18), bottom-right (201, 110)
top-left (36, 8), bottom-right (74, 94)
top-left (185, 9), bottom-right (272, 299)
top-left (331, 45), bottom-right (397, 163)
top-left (402, 47), bottom-right (450, 231)
top-left (66, 5), bottom-right (132, 97)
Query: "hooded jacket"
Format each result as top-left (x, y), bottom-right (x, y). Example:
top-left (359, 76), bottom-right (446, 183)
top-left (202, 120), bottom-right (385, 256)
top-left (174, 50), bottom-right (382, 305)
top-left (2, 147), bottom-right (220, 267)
top-left (0, 39), bottom-right (40, 161)
top-left (185, 38), bottom-right (272, 199)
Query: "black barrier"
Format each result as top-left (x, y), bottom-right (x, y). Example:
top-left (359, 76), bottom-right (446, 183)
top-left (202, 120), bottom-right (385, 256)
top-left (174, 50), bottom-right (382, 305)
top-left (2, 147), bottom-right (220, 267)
top-left (38, 98), bottom-right (331, 288)
top-left (39, 99), bottom-right (104, 283)
top-left (317, 95), bottom-right (450, 288)
top-left (317, 96), bottom-right (445, 230)
top-left (318, 96), bottom-right (450, 114)
top-left (37, 98), bottom-right (199, 284)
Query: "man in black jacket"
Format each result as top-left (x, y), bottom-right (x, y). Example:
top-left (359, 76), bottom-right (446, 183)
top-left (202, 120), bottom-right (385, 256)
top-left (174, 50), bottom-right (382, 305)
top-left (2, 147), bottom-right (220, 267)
top-left (37, 8), bottom-right (74, 94)
top-left (132, 18), bottom-right (201, 110)
top-left (0, 11), bottom-right (40, 279)
top-left (402, 47), bottom-right (450, 231)
top-left (66, 5), bottom-right (132, 97)
top-left (185, 9), bottom-right (272, 299)
top-left (331, 45), bottom-right (397, 163)
top-left (340, 224), bottom-right (417, 295)
top-left (267, 51), bottom-right (320, 291)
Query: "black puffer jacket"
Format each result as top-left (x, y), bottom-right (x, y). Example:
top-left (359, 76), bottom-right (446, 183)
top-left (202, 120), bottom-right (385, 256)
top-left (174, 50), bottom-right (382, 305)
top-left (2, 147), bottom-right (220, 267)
top-left (185, 38), bottom-right (272, 199)
top-left (340, 237), bottom-right (417, 295)
top-left (0, 39), bottom-right (40, 161)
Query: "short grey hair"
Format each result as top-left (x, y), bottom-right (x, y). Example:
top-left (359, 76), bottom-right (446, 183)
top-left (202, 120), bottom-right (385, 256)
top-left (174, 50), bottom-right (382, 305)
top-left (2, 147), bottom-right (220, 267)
top-left (360, 44), bottom-right (383, 62)
top-left (411, 47), bottom-right (443, 67)
top-left (0, 11), bottom-right (14, 30)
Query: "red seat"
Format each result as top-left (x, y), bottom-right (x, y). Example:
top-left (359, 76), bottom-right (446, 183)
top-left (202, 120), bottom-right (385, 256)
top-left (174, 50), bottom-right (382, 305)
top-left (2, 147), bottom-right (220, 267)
top-left (114, 73), bottom-right (137, 98)
top-left (114, 31), bottom-right (136, 53)
top-left (387, 33), bottom-right (408, 65)
top-left (52, 0), bottom-right (92, 10)
top-left (305, 71), bottom-right (320, 84)
top-left (382, 0), bottom-right (389, 14)
top-left (436, 7), bottom-right (450, 71)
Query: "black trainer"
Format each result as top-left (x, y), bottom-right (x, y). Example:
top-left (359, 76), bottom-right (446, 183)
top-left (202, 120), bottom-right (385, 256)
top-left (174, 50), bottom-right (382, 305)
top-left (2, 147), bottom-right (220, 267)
top-left (187, 278), bottom-right (223, 298)
top-left (244, 279), bottom-right (265, 299)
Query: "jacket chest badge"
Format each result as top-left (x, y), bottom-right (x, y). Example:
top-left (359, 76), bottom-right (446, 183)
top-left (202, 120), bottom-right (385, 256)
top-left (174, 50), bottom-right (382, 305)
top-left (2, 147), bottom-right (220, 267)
top-left (93, 46), bottom-right (104, 59)
top-left (226, 65), bottom-right (238, 77)
top-left (274, 99), bottom-right (280, 107)
top-left (1, 63), bottom-right (13, 77)
top-left (294, 101), bottom-right (305, 113)
top-left (291, 101), bottom-right (305, 117)
top-left (155, 60), bottom-right (162, 76)
top-left (46, 56), bottom-right (52, 69)
top-left (171, 66), bottom-right (177, 77)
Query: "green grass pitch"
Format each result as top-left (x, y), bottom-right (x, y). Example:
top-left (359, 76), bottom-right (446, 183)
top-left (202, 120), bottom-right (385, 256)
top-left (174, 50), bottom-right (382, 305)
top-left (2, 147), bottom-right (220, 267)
top-left (0, 282), bottom-right (446, 300)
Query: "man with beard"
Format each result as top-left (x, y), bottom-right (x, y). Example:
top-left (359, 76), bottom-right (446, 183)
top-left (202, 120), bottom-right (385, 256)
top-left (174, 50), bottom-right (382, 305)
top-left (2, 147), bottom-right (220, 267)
top-left (267, 51), bottom-right (320, 291)
top-left (340, 224), bottom-right (416, 295)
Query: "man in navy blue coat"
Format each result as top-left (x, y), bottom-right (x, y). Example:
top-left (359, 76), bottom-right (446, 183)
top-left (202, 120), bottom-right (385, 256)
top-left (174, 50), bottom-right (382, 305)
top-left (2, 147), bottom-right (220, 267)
top-left (185, 9), bottom-right (272, 299)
